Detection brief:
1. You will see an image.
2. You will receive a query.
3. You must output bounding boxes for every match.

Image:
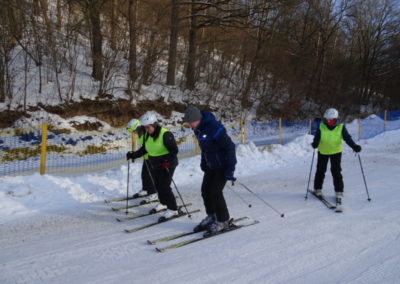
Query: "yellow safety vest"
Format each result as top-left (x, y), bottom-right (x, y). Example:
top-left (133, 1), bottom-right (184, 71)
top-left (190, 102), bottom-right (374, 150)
top-left (144, 128), bottom-right (170, 157)
top-left (318, 123), bottom-right (343, 155)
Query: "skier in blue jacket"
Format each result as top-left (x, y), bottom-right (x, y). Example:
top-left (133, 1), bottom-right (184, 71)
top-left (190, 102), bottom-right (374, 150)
top-left (183, 106), bottom-right (237, 235)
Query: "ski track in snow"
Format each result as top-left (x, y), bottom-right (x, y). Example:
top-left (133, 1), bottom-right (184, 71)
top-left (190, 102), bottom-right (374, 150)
top-left (1, 133), bottom-right (400, 284)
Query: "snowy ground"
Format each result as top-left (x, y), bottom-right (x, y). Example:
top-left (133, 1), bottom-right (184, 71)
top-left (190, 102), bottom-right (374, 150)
top-left (1, 130), bottom-right (400, 284)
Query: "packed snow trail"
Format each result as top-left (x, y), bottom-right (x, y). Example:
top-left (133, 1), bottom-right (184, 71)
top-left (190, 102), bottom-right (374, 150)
top-left (1, 132), bottom-right (400, 283)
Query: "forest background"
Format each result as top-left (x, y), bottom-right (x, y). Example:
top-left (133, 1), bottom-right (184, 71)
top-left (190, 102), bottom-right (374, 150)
top-left (1, 0), bottom-right (399, 129)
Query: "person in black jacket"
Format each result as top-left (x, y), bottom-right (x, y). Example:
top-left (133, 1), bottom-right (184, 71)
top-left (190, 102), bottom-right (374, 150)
top-left (311, 108), bottom-right (361, 209)
top-left (126, 119), bottom-right (156, 201)
top-left (183, 106), bottom-right (237, 235)
top-left (126, 112), bottom-right (179, 221)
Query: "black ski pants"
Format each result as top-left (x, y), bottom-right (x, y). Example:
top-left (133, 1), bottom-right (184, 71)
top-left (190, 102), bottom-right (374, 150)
top-left (314, 152), bottom-right (344, 193)
top-left (152, 166), bottom-right (178, 211)
top-left (201, 169), bottom-right (230, 222)
top-left (142, 160), bottom-right (156, 195)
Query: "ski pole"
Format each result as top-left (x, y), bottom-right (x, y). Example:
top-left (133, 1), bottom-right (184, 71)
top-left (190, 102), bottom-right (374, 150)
top-left (125, 161), bottom-right (130, 215)
top-left (166, 168), bottom-right (192, 218)
top-left (357, 153), bottom-right (371, 202)
top-left (227, 184), bottom-right (252, 208)
top-left (237, 181), bottom-right (285, 217)
top-left (305, 149), bottom-right (316, 200)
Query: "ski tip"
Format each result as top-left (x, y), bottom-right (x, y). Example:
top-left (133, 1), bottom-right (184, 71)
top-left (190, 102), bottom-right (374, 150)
top-left (124, 229), bottom-right (130, 233)
top-left (147, 240), bottom-right (155, 245)
top-left (155, 247), bottom-right (165, 253)
top-left (116, 218), bottom-right (121, 222)
top-left (280, 213), bottom-right (285, 218)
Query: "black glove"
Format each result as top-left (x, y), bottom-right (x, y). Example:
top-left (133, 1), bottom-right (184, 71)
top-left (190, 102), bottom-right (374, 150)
top-left (126, 151), bottom-right (135, 161)
top-left (200, 160), bottom-right (209, 172)
top-left (353, 145), bottom-right (362, 153)
top-left (311, 142), bottom-right (318, 149)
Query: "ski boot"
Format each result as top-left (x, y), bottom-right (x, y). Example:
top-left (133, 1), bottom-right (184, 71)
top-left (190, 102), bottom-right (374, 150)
top-left (203, 220), bottom-right (231, 237)
top-left (335, 192), bottom-right (343, 213)
top-left (149, 203), bottom-right (167, 214)
top-left (193, 214), bottom-right (216, 232)
top-left (140, 193), bottom-right (158, 205)
top-left (132, 190), bottom-right (148, 199)
top-left (158, 209), bottom-right (179, 222)
top-left (314, 189), bottom-right (324, 198)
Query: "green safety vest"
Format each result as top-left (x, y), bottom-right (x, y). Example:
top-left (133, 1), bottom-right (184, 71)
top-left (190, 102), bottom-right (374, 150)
top-left (144, 128), bottom-right (170, 157)
top-left (318, 123), bottom-right (344, 155)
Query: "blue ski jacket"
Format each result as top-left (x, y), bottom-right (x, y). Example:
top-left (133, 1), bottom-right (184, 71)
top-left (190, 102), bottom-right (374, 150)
top-left (193, 111), bottom-right (237, 177)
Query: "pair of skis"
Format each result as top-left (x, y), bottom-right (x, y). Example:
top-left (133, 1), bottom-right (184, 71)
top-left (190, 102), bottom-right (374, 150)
top-left (104, 193), bottom-right (148, 204)
top-left (308, 190), bottom-right (342, 213)
top-left (116, 203), bottom-right (193, 222)
top-left (147, 217), bottom-right (259, 252)
top-left (124, 209), bottom-right (201, 233)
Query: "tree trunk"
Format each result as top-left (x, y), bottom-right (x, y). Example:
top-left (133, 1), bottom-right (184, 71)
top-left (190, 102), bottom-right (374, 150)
top-left (90, 2), bottom-right (103, 81)
top-left (0, 54), bottom-right (4, 103)
top-left (128, 0), bottom-right (137, 85)
top-left (110, 0), bottom-right (117, 50)
top-left (166, 0), bottom-right (180, 85)
top-left (185, 2), bottom-right (197, 90)
top-left (56, 0), bottom-right (62, 29)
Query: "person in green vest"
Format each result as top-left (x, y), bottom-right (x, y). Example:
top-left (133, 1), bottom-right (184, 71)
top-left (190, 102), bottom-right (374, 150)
top-left (126, 119), bottom-right (157, 203)
top-left (126, 112), bottom-right (179, 221)
top-left (311, 108), bottom-right (362, 209)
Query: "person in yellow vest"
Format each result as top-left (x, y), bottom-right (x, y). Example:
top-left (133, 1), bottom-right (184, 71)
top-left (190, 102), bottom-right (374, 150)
top-left (126, 119), bottom-right (157, 202)
top-left (311, 108), bottom-right (361, 210)
top-left (126, 112), bottom-right (179, 221)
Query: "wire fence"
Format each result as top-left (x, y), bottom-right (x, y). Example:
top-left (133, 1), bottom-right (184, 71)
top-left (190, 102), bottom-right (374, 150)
top-left (1, 110), bottom-right (399, 177)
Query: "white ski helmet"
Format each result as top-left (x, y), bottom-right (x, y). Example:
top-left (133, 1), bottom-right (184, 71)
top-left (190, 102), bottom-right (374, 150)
top-left (140, 112), bottom-right (157, 126)
top-left (323, 108), bottom-right (339, 119)
top-left (126, 118), bottom-right (140, 133)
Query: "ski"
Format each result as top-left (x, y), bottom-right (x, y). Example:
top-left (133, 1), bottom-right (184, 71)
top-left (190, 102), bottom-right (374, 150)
top-left (124, 209), bottom-right (201, 233)
top-left (104, 193), bottom-right (148, 203)
top-left (308, 190), bottom-right (336, 209)
top-left (147, 216), bottom-right (249, 245)
top-left (116, 203), bottom-right (192, 222)
top-left (156, 219), bottom-right (260, 252)
top-left (335, 206), bottom-right (343, 213)
top-left (111, 199), bottom-right (158, 211)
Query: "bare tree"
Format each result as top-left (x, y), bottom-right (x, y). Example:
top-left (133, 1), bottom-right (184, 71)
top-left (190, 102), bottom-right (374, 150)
top-left (345, 0), bottom-right (399, 105)
top-left (128, 0), bottom-right (138, 87)
top-left (72, 0), bottom-right (105, 81)
top-left (166, 0), bottom-right (180, 85)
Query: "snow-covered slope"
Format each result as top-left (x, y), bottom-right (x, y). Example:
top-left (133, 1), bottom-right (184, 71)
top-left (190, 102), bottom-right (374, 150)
top-left (1, 130), bottom-right (400, 284)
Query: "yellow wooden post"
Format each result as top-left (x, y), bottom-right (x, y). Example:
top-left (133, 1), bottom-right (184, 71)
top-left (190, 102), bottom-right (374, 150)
top-left (309, 119), bottom-right (312, 135)
top-left (131, 132), bottom-right (137, 152)
top-left (384, 110), bottom-right (387, 132)
top-left (240, 119), bottom-right (247, 144)
top-left (194, 135), bottom-right (200, 155)
top-left (40, 123), bottom-right (48, 175)
top-left (278, 118), bottom-right (282, 144)
top-left (358, 118), bottom-right (361, 141)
